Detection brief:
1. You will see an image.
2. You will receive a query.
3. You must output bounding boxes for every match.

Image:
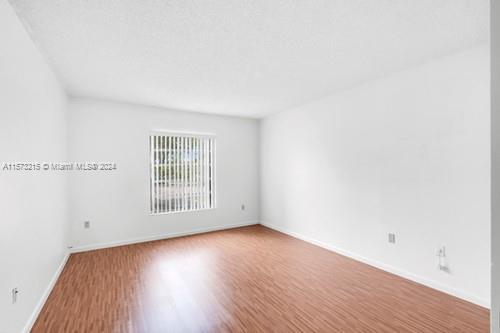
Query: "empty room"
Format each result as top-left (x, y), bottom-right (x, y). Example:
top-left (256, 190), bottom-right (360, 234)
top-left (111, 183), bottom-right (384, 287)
top-left (1, 0), bottom-right (499, 332)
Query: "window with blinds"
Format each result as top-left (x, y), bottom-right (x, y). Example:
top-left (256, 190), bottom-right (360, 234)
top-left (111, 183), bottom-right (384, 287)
top-left (150, 133), bottom-right (215, 214)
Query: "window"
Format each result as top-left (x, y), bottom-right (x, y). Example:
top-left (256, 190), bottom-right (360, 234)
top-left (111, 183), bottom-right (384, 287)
top-left (150, 133), bottom-right (215, 214)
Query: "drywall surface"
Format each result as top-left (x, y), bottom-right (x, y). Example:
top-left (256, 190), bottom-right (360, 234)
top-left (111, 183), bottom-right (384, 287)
top-left (491, 0), bottom-right (500, 329)
top-left (0, 1), bottom-right (69, 332)
top-left (261, 44), bottom-right (490, 307)
top-left (68, 98), bottom-right (259, 249)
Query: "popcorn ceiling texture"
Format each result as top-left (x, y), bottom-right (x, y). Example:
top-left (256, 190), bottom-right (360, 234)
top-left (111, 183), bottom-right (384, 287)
top-left (8, 0), bottom-right (489, 118)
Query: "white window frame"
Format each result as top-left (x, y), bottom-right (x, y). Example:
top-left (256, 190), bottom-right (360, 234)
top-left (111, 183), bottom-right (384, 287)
top-left (149, 130), bottom-right (216, 215)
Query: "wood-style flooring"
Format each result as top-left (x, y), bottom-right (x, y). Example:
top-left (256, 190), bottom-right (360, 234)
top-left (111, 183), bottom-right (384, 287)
top-left (32, 225), bottom-right (489, 332)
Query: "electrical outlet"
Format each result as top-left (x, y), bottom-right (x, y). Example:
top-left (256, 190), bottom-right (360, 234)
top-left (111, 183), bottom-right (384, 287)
top-left (12, 288), bottom-right (18, 304)
top-left (84, 221), bottom-right (90, 229)
top-left (437, 246), bottom-right (449, 272)
top-left (241, 204), bottom-right (245, 211)
top-left (388, 233), bottom-right (396, 244)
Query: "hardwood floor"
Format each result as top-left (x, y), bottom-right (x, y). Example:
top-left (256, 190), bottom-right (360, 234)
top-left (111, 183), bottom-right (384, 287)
top-left (32, 225), bottom-right (489, 332)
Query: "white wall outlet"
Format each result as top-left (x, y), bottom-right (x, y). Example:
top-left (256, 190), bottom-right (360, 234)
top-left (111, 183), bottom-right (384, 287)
top-left (241, 204), bottom-right (245, 211)
top-left (388, 233), bottom-right (396, 244)
top-left (12, 288), bottom-right (18, 304)
top-left (437, 246), bottom-right (450, 273)
top-left (84, 221), bottom-right (90, 229)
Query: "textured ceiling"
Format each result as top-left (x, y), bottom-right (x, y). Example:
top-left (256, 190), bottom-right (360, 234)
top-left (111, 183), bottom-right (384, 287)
top-left (8, 0), bottom-right (489, 118)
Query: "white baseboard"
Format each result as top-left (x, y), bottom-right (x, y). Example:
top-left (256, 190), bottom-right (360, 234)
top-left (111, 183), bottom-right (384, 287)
top-left (23, 251), bottom-right (70, 333)
top-left (70, 220), bottom-right (259, 253)
top-left (260, 221), bottom-right (490, 309)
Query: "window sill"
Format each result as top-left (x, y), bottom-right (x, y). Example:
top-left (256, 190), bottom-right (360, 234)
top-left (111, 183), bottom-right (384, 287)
top-left (150, 207), bottom-right (216, 216)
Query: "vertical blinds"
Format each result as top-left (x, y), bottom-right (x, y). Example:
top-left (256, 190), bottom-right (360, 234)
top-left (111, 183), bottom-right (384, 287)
top-left (150, 133), bottom-right (215, 214)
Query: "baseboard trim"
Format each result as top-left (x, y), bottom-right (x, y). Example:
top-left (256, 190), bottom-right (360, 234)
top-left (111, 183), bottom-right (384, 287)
top-left (70, 220), bottom-right (260, 253)
top-left (23, 251), bottom-right (70, 333)
top-left (260, 221), bottom-right (490, 309)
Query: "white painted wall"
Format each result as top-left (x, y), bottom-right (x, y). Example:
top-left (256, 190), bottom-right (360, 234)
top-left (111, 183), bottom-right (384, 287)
top-left (68, 98), bottom-right (259, 249)
top-left (0, 1), bottom-right (69, 332)
top-left (261, 44), bottom-right (490, 307)
top-left (491, 0), bottom-right (500, 330)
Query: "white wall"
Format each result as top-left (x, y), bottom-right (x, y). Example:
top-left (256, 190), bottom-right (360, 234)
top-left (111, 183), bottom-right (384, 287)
top-left (68, 98), bottom-right (259, 249)
top-left (491, 0), bottom-right (500, 330)
top-left (0, 1), bottom-right (69, 332)
top-left (261, 44), bottom-right (490, 307)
